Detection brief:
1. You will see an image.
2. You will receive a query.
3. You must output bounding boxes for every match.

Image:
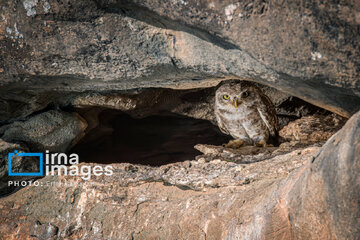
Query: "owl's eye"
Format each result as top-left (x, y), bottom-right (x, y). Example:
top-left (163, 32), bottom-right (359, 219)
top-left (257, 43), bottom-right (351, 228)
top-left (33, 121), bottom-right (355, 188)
top-left (223, 95), bottom-right (230, 100)
top-left (241, 91), bottom-right (249, 98)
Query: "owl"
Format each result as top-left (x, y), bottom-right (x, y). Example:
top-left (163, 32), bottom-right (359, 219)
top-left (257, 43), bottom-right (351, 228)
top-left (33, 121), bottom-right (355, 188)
top-left (214, 80), bottom-right (279, 148)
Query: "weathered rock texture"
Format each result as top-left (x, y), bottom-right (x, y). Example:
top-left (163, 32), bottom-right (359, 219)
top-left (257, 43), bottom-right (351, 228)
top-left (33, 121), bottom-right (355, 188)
top-left (0, 110), bottom-right (86, 196)
top-left (0, 139), bottom-right (32, 180)
top-left (0, 111), bottom-right (358, 239)
top-left (1, 0), bottom-right (360, 119)
top-left (72, 84), bottom-right (327, 130)
top-left (0, 139), bottom-right (39, 196)
top-left (0, 147), bottom-right (320, 240)
top-left (0, 110), bottom-right (87, 152)
top-left (269, 110), bottom-right (360, 239)
top-left (279, 113), bottom-right (346, 143)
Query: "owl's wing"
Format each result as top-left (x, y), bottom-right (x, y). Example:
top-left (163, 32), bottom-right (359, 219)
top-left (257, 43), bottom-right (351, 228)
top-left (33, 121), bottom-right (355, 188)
top-left (257, 94), bottom-right (279, 137)
top-left (215, 114), bottom-right (230, 135)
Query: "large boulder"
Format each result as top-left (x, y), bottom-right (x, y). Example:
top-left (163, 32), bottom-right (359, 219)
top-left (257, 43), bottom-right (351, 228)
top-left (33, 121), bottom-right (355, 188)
top-left (277, 109), bottom-right (360, 239)
top-left (0, 0), bottom-right (359, 120)
top-left (0, 110), bottom-right (87, 152)
top-left (0, 110), bottom-right (87, 196)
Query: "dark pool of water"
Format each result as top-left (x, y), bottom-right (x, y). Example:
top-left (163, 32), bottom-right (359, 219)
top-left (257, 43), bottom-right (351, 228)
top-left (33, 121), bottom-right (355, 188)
top-left (72, 110), bottom-right (231, 166)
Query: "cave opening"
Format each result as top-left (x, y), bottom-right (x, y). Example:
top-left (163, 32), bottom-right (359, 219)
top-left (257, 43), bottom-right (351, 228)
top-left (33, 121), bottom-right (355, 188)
top-left (71, 108), bottom-right (232, 166)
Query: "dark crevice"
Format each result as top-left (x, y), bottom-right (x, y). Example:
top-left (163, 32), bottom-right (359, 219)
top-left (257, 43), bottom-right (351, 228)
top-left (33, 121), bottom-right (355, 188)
top-left (71, 109), bottom-right (231, 166)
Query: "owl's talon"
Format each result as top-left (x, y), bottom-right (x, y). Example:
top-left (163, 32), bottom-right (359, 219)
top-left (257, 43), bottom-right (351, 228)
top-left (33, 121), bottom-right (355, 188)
top-left (225, 139), bottom-right (244, 149)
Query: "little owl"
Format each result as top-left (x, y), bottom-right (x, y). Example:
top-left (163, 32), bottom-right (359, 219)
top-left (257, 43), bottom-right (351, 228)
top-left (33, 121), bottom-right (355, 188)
top-left (215, 80), bottom-right (279, 148)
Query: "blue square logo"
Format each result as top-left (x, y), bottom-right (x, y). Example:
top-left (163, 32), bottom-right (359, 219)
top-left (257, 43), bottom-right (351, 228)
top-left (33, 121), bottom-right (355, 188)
top-left (8, 150), bottom-right (44, 176)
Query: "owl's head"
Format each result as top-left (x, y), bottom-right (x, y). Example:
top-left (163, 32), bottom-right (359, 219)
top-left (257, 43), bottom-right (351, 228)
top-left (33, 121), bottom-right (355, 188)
top-left (215, 80), bottom-right (262, 110)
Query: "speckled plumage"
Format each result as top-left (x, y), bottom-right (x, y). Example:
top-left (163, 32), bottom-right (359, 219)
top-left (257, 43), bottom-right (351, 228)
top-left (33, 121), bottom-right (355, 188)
top-left (215, 81), bottom-right (279, 146)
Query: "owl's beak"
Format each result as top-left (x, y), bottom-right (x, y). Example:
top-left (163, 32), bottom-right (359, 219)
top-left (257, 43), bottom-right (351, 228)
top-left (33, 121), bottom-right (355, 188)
top-left (234, 99), bottom-right (239, 108)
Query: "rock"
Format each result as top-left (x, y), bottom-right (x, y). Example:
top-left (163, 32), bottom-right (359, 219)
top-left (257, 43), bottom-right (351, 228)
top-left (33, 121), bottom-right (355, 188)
top-left (126, 0), bottom-right (360, 117)
top-left (0, 146), bottom-right (319, 239)
top-left (265, 110), bottom-right (360, 239)
top-left (73, 86), bottom-right (333, 137)
top-left (0, 110), bottom-right (87, 152)
top-left (0, 110), bottom-right (358, 239)
top-left (0, 91), bottom-right (55, 122)
top-left (31, 222), bottom-right (58, 240)
top-left (0, 139), bottom-right (32, 179)
top-left (0, 110), bottom-right (87, 196)
top-left (279, 113), bottom-right (346, 143)
top-left (0, 0), bottom-right (359, 119)
top-left (194, 144), bottom-right (280, 163)
top-left (0, 78), bottom-right (318, 127)
top-left (0, 139), bottom-right (39, 197)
